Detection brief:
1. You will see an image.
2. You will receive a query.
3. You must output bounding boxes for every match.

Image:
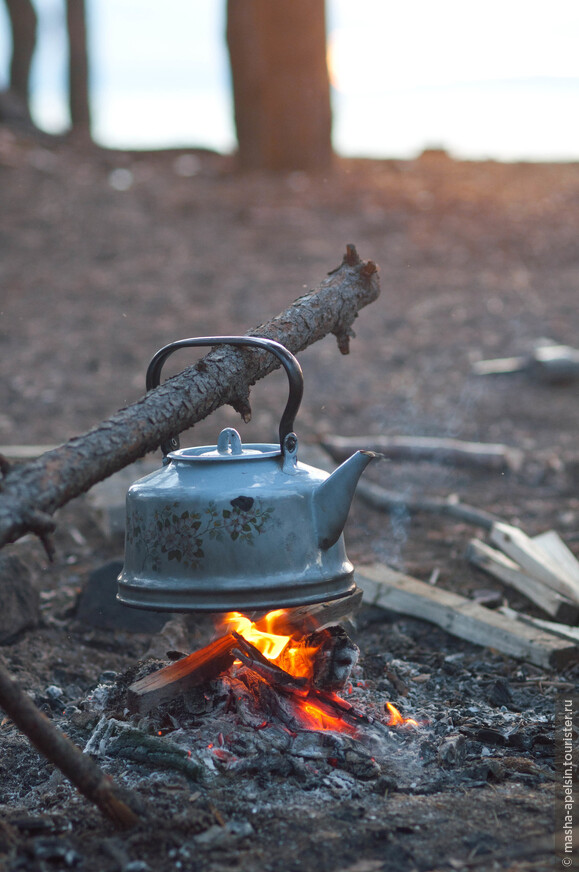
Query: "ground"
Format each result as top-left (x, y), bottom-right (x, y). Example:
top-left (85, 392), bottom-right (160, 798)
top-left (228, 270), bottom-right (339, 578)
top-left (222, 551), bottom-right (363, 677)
top-left (1, 126), bottom-right (578, 871)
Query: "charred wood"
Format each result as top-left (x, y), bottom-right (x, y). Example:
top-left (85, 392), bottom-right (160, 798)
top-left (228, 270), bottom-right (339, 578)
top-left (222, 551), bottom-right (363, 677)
top-left (127, 634), bottom-right (238, 715)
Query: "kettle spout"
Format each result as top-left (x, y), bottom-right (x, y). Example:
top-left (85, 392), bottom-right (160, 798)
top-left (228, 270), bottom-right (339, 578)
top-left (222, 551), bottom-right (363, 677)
top-left (313, 451), bottom-right (377, 550)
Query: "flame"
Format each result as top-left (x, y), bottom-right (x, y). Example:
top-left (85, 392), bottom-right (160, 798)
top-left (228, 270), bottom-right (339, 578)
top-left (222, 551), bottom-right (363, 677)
top-left (291, 697), bottom-right (358, 736)
top-left (221, 611), bottom-right (291, 661)
top-left (219, 610), bottom-right (418, 738)
top-left (385, 702), bottom-right (419, 728)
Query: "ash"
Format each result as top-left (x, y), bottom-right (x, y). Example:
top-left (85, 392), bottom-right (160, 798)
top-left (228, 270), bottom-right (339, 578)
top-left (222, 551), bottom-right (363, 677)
top-left (39, 612), bottom-right (557, 819)
top-left (0, 607), bottom-right (563, 872)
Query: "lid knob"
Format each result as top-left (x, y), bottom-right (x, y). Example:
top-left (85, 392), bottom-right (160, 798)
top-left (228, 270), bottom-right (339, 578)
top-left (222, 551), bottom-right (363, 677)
top-left (216, 428), bottom-right (243, 456)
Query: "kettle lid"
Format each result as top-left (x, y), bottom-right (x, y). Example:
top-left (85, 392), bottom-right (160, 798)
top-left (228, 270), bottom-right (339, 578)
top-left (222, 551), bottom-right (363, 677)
top-left (168, 427), bottom-right (281, 462)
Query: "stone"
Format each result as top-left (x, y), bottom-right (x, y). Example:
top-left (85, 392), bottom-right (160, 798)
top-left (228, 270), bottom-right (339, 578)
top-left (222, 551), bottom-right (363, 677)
top-left (75, 560), bottom-right (169, 633)
top-left (0, 554), bottom-right (40, 644)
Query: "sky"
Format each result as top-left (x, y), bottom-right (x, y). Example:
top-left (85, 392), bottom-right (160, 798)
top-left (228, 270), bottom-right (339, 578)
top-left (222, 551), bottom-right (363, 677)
top-left (1, 0), bottom-right (578, 161)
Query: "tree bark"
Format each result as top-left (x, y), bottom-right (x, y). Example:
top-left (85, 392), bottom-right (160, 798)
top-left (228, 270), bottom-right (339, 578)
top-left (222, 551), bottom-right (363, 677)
top-left (66, 0), bottom-right (91, 135)
top-left (227, 0), bottom-right (332, 171)
top-left (0, 246), bottom-right (379, 551)
top-left (4, 0), bottom-right (37, 106)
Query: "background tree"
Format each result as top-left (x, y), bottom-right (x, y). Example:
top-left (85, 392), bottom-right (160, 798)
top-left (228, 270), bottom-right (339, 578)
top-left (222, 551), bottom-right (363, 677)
top-left (3, 0), bottom-right (37, 117)
top-left (65, 0), bottom-right (91, 135)
top-left (227, 0), bottom-right (333, 171)
top-left (2, 0), bottom-right (90, 137)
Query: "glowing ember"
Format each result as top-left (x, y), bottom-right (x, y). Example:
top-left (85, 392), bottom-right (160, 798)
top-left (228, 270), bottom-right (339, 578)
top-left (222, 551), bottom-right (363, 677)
top-left (291, 697), bottom-right (358, 735)
top-left (385, 702), bottom-right (419, 728)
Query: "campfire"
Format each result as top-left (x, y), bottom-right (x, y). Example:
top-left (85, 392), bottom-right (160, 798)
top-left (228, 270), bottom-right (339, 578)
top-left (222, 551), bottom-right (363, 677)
top-left (125, 597), bottom-right (419, 741)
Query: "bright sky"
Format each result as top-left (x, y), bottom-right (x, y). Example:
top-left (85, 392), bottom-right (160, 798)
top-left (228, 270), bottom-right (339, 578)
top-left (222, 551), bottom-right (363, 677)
top-left (330, 0), bottom-right (579, 90)
top-left (1, 0), bottom-right (578, 160)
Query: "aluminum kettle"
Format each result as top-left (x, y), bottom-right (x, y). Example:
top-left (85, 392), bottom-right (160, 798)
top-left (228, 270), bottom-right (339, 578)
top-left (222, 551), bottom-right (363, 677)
top-left (117, 336), bottom-right (375, 612)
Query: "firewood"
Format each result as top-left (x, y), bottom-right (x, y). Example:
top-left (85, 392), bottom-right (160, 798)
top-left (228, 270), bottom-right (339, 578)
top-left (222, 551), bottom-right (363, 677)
top-left (232, 631), bottom-right (309, 693)
top-left (321, 434), bottom-right (524, 473)
top-left (472, 343), bottom-right (579, 383)
top-left (0, 244), bottom-right (380, 550)
top-left (356, 562), bottom-right (579, 670)
top-left (466, 538), bottom-right (579, 624)
top-left (532, 530), bottom-right (579, 586)
top-left (490, 523), bottom-right (579, 604)
top-left (127, 634), bottom-right (238, 715)
top-left (253, 587), bottom-right (363, 637)
top-left (499, 606), bottom-right (579, 644)
top-left (275, 625), bottom-right (360, 691)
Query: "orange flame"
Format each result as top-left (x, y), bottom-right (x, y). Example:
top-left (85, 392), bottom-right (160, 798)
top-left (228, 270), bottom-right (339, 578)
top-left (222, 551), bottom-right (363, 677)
top-left (385, 702), bottom-right (419, 728)
top-left (219, 610), bottom-right (419, 737)
top-left (222, 611), bottom-right (291, 660)
top-left (291, 697), bottom-right (358, 735)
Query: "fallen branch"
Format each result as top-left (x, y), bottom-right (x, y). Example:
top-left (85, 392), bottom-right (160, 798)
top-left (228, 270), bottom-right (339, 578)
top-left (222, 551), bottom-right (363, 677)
top-left (355, 478), bottom-right (501, 530)
top-left (0, 245), bottom-right (379, 550)
top-left (321, 434), bottom-right (524, 473)
top-left (0, 659), bottom-right (142, 828)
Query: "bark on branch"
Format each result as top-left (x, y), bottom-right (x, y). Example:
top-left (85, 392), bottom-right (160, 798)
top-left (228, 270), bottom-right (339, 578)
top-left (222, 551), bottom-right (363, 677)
top-left (0, 245), bottom-right (379, 550)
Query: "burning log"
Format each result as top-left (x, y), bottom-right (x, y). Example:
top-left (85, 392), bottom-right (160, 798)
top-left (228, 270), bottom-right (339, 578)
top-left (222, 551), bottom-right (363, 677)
top-left (127, 634), bottom-right (238, 715)
top-left (252, 588), bottom-right (363, 638)
top-left (275, 625), bottom-right (359, 691)
top-left (127, 604), bottom-right (365, 735)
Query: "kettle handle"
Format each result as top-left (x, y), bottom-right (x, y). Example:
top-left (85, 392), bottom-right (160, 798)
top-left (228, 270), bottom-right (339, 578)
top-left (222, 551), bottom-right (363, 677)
top-left (146, 336), bottom-right (304, 456)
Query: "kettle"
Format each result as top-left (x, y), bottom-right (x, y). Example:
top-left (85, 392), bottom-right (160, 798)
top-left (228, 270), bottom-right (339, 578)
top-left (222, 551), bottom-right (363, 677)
top-left (118, 336), bottom-right (375, 612)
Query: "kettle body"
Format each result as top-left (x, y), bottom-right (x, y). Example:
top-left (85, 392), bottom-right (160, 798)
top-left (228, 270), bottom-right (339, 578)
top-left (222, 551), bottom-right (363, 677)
top-left (117, 337), bottom-right (374, 613)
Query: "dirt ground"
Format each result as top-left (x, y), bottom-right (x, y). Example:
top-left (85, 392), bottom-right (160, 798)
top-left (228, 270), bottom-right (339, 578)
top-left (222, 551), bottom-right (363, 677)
top-left (1, 125), bottom-right (579, 871)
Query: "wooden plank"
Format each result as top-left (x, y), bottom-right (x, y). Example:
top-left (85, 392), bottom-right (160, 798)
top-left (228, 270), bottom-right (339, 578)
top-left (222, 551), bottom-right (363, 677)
top-left (533, 530), bottom-right (579, 585)
top-left (355, 562), bottom-right (578, 670)
top-left (490, 522), bottom-right (579, 604)
top-left (500, 606), bottom-right (579, 644)
top-left (252, 588), bottom-right (363, 637)
top-left (466, 538), bottom-right (579, 624)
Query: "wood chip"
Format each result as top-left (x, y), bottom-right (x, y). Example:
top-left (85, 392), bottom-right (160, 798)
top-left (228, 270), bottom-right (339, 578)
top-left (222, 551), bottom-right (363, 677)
top-left (467, 538), bottom-right (579, 623)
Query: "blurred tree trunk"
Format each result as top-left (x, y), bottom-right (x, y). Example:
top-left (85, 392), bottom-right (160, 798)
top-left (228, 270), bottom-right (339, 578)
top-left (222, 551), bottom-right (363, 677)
top-left (226, 0), bottom-right (332, 171)
top-left (4, 0), bottom-right (37, 107)
top-left (66, 0), bottom-right (91, 136)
